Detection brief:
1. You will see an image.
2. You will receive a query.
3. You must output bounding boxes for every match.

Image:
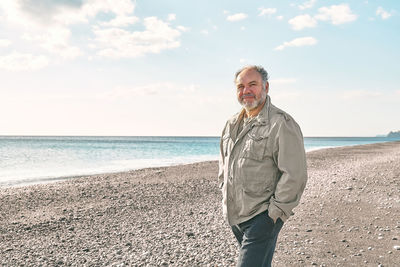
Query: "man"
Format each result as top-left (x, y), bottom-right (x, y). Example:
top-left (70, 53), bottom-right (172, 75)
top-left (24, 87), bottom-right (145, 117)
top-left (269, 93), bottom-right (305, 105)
top-left (218, 65), bottom-right (308, 266)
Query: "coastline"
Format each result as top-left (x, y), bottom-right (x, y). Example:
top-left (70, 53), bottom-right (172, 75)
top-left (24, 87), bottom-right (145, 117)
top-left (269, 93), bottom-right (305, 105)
top-left (2, 136), bottom-right (399, 188)
top-left (0, 145), bottom-right (333, 188)
top-left (1, 157), bottom-right (220, 188)
top-left (1, 141), bottom-right (400, 266)
top-left (2, 139), bottom-right (396, 188)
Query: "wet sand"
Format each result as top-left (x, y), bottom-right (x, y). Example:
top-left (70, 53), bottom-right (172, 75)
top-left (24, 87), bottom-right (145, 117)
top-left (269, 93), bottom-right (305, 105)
top-left (1, 141), bottom-right (399, 266)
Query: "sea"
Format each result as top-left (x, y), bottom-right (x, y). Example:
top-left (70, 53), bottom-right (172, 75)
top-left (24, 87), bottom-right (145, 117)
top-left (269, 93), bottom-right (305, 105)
top-left (1, 136), bottom-right (399, 187)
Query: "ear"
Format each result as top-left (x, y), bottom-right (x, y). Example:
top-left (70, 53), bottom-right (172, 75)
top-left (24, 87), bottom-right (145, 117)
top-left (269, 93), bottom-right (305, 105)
top-left (265, 82), bottom-right (269, 94)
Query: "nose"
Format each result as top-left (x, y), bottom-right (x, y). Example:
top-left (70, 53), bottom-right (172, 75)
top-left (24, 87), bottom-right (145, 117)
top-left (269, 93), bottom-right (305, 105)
top-left (243, 86), bottom-right (252, 94)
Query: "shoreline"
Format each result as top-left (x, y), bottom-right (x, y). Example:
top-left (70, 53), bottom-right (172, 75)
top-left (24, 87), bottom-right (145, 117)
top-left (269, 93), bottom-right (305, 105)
top-left (0, 158), bottom-right (218, 188)
top-left (1, 141), bottom-right (400, 266)
top-left (0, 147), bottom-right (355, 188)
top-left (2, 139), bottom-right (399, 188)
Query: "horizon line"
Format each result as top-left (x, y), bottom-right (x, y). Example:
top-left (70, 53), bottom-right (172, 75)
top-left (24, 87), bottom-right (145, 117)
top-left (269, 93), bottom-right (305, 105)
top-left (0, 134), bottom-right (393, 138)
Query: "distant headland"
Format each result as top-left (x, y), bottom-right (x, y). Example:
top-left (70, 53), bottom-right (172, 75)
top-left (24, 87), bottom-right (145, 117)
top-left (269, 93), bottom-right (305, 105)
top-left (387, 131), bottom-right (400, 138)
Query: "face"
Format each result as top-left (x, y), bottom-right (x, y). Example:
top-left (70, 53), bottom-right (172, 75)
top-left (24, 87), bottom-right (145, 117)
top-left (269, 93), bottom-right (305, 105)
top-left (235, 68), bottom-right (268, 111)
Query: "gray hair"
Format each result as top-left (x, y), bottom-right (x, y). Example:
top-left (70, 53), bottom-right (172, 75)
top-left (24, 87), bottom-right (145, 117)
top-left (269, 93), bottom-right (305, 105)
top-left (234, 65), bottom-right (269, 87)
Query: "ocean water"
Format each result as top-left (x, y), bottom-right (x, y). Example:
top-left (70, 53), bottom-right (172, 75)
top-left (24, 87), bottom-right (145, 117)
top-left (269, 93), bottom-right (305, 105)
top-left (0, 136), bottom-right (399, 187)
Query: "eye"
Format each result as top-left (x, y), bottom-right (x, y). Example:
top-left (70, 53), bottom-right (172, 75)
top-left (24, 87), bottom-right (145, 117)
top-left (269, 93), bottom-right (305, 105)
top-left (237, 85), bottom-right (244, 90)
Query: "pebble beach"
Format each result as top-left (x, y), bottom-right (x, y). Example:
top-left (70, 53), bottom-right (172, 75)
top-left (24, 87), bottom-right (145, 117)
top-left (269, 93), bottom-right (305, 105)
top-left (1, 141), bottom-right (400, 266)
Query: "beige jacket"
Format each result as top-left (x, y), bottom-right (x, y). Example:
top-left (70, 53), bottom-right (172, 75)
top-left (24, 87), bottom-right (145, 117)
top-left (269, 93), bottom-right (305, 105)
top-left (218, 95), bottom-right (307, 226)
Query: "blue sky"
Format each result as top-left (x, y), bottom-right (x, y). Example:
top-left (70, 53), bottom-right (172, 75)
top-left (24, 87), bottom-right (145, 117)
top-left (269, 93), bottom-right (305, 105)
top-left (0, 0), bottom-right (399, 136)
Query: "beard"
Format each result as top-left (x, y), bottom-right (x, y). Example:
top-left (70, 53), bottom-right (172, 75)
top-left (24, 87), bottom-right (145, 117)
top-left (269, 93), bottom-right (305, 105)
top-left (239, 89), bottom-right (267, 111)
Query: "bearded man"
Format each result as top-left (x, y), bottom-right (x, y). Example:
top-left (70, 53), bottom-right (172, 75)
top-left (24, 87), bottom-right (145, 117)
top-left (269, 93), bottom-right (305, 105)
top-left (218, 65), bottom-right (308, 267)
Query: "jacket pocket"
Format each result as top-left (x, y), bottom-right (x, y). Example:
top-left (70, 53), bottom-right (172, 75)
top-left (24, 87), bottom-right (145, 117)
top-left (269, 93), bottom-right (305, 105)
top-left (241, 133), bottom-right (268, 161)
top-left (238, 132), bottom-right (275, 193)
top-left (238, 186), bottom-right (273, 217)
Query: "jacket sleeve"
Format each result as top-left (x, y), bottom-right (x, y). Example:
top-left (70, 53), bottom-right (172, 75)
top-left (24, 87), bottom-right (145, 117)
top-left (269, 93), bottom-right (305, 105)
top-left (218, 124), bottom-right (227, 189)
top-left (269, 117), bottom-right (308, 222)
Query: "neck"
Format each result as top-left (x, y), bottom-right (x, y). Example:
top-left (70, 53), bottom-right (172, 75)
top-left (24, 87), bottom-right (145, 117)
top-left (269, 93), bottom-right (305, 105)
top-left (245, 98), bottom-right (266, 118)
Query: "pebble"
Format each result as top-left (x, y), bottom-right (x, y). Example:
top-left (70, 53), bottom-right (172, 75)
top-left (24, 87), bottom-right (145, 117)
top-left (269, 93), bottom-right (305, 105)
top-left (185, 232), bottom-right (195, 237)
top-left (394, 245), bottom-right (400, 250)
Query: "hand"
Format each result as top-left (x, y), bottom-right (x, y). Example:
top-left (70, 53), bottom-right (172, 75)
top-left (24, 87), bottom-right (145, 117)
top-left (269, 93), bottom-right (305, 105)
top-left (270, 216), bottom-right (277, 224)
top-left (267, 214), bottom-right (277, 224)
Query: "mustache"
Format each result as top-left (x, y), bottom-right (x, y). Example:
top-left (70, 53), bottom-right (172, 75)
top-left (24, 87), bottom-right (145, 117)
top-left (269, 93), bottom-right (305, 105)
top-left (241, 93), bottom-right (255, 99)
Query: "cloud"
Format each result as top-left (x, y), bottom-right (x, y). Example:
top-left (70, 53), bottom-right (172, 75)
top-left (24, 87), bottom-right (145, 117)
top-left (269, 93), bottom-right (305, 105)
top-left (0, 0), bottom-right (82, 27)
top-left (0, 39), bottom-right (12, 47)
top-left (1, 1), bottom-right (189, 61)
top-left (275, 37), bottom-right (317, 51)
top-left (93, 17), bottom-right (181, 58)
top-left (22, 27), bottom-right (82, 59)
top-left (0, 0), bottom-right (97, 60)
top-left (376, 7), bottom-right (392, 20)
top-left (177, 26), bottom-right (190, 32)
top-left (276, 16), bottom-right (284, 21)
top-left (299, 0), bottom-right (317, 10)
top-left (0, 0), bottom-right (138, 54)
top-left (167, 13), bottom-right (176, 21)
top-left (55, 0), bottom-right (136, 26)
top-left (226, 13), bottom-right (248, 22)
top-left (0, 51), bottom-right (49, 71)
top-left (101, 15), bottom-right (139, 27)
top-left (289, 14), bottom-right (317, 30)
top-left (288, 4), bottom-right (358, 31)
top-left (314, 4), bottom-right (358, 25)
top-left (201, 30), bottom-right (209, 35)
top-left (0, 0), bottom-right (135, 27)
top-left (258, 8), bottom-right (277, 16)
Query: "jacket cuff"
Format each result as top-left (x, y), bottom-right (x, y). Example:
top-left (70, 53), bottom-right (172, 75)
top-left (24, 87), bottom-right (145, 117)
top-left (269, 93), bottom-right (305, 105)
top-left (268, 203), bottom-right (289, 222)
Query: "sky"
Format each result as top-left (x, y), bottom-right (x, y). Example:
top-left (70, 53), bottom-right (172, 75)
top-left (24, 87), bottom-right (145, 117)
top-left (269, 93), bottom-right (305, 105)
top-left (0, 0), bottom-right (399, 137)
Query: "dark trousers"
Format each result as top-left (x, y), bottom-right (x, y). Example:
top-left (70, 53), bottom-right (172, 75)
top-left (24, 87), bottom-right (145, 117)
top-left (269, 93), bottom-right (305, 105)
top-left (231, 210), bottom-right (284, 267)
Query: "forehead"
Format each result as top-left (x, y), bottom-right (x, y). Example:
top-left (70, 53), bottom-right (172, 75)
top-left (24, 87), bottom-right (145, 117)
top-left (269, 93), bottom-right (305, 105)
top-left (235, 68), bottom-right (262, 84)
